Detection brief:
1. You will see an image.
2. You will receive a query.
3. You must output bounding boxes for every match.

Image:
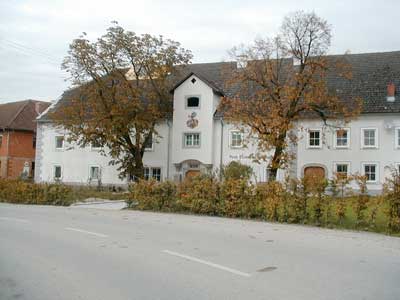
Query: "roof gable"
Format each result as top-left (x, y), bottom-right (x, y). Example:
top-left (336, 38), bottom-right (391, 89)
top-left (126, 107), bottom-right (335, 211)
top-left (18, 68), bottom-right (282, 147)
top-left (0, 100), bottom-right (51, 131)
top-left (170, 72), bottom-right (224, 96)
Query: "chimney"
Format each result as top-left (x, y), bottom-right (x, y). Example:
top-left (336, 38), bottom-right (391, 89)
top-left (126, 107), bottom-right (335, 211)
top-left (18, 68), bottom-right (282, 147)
top-left (387, 83), bottom-right (396, 102)
top-left (34, 102), bottom-right (41, 115)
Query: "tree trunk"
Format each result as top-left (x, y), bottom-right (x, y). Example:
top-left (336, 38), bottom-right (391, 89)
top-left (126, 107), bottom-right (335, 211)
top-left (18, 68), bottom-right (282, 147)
top-left (131, 148), bottom-right (144, 182)
top-left (269, 132), bottom-right (286, 181)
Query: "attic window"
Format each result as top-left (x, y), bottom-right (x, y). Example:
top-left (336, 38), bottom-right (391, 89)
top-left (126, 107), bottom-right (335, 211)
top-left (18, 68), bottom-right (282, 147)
top-left (186, 96), bottom-right (200, 108)
top-left (191, 78), bottom-right (196, 84)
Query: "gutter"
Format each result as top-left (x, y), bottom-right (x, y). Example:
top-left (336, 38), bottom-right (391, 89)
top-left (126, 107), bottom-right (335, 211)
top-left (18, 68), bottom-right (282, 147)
top-left (166, 119), bottom-right (172, 179)
top-left (219, 119), bottom-right (224, 180)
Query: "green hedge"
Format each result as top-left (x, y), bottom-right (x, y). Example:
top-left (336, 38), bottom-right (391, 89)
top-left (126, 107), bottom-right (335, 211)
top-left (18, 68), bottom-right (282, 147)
top-left (128, 173), bottom-right (400, 235)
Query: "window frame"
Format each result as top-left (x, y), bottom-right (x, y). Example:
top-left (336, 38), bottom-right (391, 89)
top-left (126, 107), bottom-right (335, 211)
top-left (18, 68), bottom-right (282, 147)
top-left (230, 130), bottom-right (244, 148)
top-left (143, 166), bottom-right (162, 182)
top-left (144, 133), bottom-right (154, 152)
top-left (185, 95), bottom-right (201, 109)
top-left (90, 140), bottom-right (102, 151)
top-left (307, 128), bottom-right (322, 149)
top-left (53, 165), bottom-right (63, 180)
top-left (361, 162), bottom-right (379, 183)
top-left (334, 128), bottom-right (350, 149)
top-left (183, 132), bottom-right (201, 148)
top-left (55, 136), bottom-right (64, 151)
top-left (151, 167), bottom-right (162, 182)
top-left (89, 165), bottom-right (101, 181)
top-left (395, 127), bottom-right (400, 149)
top-left (361, 128), bottom-right (378, 149)
top-left (333, 162), bottom-right (351, 178)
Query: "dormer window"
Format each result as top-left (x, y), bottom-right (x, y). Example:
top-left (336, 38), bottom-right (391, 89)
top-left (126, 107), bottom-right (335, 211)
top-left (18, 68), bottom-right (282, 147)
top-left (186, 96), bottom-right (200, 108)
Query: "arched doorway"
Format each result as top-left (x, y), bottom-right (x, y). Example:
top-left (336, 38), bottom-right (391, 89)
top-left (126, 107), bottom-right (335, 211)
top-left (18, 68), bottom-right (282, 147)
top-left (185, 169), bottom-right (201, 178)
top-left (304, 166), bottom-right (326, 179)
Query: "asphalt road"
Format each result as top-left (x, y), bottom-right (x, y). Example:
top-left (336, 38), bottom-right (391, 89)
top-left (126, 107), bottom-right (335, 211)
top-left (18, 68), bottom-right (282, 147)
top-left (1, 203), bottom-right (399, 300)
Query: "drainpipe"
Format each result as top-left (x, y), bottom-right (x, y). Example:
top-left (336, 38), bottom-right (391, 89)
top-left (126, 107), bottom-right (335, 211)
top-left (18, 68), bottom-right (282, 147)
top-left (6, 131), bottom-right (10, 177)
top-left (166, 119), bottom-right (172, 179)
top-left (219, 119), bottom-right (224, 181)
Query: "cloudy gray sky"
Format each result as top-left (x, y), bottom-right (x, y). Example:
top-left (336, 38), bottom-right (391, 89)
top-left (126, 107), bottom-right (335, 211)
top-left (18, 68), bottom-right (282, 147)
top-left (0, 0), bottom-right (399, 104)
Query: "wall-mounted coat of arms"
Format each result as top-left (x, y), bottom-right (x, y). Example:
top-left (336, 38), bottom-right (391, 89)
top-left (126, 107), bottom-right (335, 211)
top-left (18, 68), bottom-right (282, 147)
top-left (186, 112), bottom-right (199, 128)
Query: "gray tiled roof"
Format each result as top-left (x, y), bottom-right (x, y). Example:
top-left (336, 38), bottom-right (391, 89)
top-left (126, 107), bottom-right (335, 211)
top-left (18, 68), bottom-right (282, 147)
top-left (38, 51), bottom-right (400, 122)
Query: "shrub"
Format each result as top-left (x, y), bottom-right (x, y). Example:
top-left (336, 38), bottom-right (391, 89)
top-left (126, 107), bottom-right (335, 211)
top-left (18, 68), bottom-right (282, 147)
top-left (384, 170), bottom-right (400, 233)
top-left (221, 161), bottom-right (253, 181)
top-left (129, 180), bottom-right (177, 211)
top-left (256, 181), bottom-right (284, 221)
top-left (178, 174), bottom-right (220, 215)
top-left (0, 179), bottom-right (73, 206)
top-left (309, 177), bottom-right (328, 225)
top-left (353, 175), bottom-right (370, 227)
top-left (285, 178), bottom-right (309, 223)
top-left (220, 179), bottom-right (254, 218)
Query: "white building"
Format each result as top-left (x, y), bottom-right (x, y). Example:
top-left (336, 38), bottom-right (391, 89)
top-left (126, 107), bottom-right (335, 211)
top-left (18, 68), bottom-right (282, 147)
top-left (35, 51), bottom-right (400, 191)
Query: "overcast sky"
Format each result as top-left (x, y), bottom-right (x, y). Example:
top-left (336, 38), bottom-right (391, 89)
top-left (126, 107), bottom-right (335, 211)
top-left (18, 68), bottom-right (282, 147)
top-left (0, 0), bottom-right (399, 104)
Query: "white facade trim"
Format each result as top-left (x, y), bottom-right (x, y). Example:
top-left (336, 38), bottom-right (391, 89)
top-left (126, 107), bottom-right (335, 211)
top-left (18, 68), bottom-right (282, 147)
top-left (229, 130), bottom-right (244, 149)
top-left (333, 128), bottom-right (351, 149)
top-left (361, 162), bottom-right (379, 184)
top-left (55, 135), bottom-right (64, 151)
top-left (333, 161), bottom-right (352, 177)
top-left (307, 128), bottom-right (322, 149)
top-left (53, 164), bottom-right (63, 181)
top-left (184, 95), bottom-right (201, 109)
top-left (395, 127), bottom-right (400, 149)
top-left (361, 127), bottom-right (379, 149)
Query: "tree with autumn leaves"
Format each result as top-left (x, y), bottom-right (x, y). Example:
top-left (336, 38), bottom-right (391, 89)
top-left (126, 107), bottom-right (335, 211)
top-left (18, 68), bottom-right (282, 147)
top-left (53, 12), bottom-right (361, 183)
top-left (51, 24), bottom-right (192, 180)
top-left (220, 11), bottom-right (362, 180)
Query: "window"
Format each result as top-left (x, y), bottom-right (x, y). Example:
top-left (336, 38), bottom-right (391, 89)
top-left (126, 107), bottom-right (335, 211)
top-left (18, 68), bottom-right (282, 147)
top-left (54, 165), bottom-right (62, 180)
top-left (89, 166), bottom-right (100, 180)
top-left (334, 163), bottom-right (349, 178)
top-left (144, 167), bottom-right (150, 180)
top-left (335, 129), bottom-right (350, 148)
top-left (55, 136), bottom-right (64, 150)
top-left (184, 133), bottom-right (200, 148)
top-left (151, 168), bottom-right (161, 181)
top-left (363, 163), bottom-right (378, 183)
top-left (308, 129), bottom-right (321, 148)
top-left (265, 167), bottom-right (274, 182)
top-left (31, 162), bottom-right (35, 177)
top-left (186, 96), bottom-right (200, 108)
top-left (144, 134), bottom-right (153, 151)
top-left (396, 127), bottom-right (400, 148)
top-left (91, 140), bottom-right (102, 149)
top-left (144, 167), bottom-right (161, 181)
top-left (230, 131), bottom-right (243, 148)
top-left (361, 128), bottom-right (378, 148)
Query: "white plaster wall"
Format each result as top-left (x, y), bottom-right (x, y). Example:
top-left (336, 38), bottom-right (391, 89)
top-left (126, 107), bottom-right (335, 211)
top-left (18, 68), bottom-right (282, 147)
top-left (171, 75), bottom-right (216, 165)
top-left (213, 120), bottom-right (287, 182)
top-left (35, 122), bottom-right (171, 185)
top-left (296, 113), bottom-right (400, 191)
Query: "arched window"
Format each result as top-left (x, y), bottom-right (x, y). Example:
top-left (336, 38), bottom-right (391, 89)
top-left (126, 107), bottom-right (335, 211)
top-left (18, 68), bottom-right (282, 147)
top-left (186, 96), bottom-right (200, 108)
